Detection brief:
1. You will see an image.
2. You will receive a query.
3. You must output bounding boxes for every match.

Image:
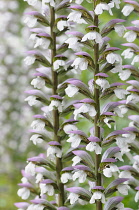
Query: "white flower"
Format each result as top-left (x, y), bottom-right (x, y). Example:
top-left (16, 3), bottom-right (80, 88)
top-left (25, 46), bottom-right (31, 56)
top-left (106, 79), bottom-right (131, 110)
top-left (40, 183), bottom-right (54, 196)
top-left (72, 57), bottom-right (88, 71)
top-left (61, 172), bottom-right (73, 183)
top-left (135, 191), bottom-right (139, 202)
top-left (24, 56), bottom-right (35, 65)
top-left (21, 177), bottom-right (28, 183)
top-left (70, 0), bottom-right (83, 3)
top-left (81, 32), bottom-right (103, 45)
top-left (116, 202), bottom-right (124, 210)
top-left (131, 55), bottom-right (139, 65)
top-left (124, 31), bottom-right (137, 42)
top-left (95, 3), bottom-right (113, 15)
top-left (114, 24), bottom-right (126, 37)
top-left (43, 0), bottom-right (55, 7)
top-left (95, 78), bottom-right (110, 91)
top-left (65, 37), bottom-right (81, 51)
top-left (106, 53), bottom-right (122, 64)
top-left (119, 171), bottom-right (132, 179)
top-left (68, 193), bottom-right (79, 205)
top-left (63, 124), bottom-right (78, 134)
top-left (27, 204), bottom-right (45, 210)
top-left (30, 134), bottom-right (43, 145)
top-left (103, 164), bottom-right (119, 177)
top-left (114, 152), bottom-right (124, 162)
top-left (72, 170), bottom-right (87, 183)
top-left (48, 100), bottom-right (62, 112)
top-left (90, 191), bottom-right (105, 204)
top-left (25, 162), bottom-right (36, 176)
top-left (73, 103), bottom-right (96, 120)
top-left (121, 48), bottom-right (134, 59)
top-left (72, 156), bottom-right (81, 166)
top-left (47, 146), bottom-right (62, 158)
top-left (65, 84), bottom-right (79, 97)
top-left (68, 11), bottom-right (86, 24)
top-left (116, 136), bottom-right (130, 154)
top-left (24, 0), bottom-right (38, 6)
top-left (114, 88), bottom-right (128, 99)
top-left (34, 37), bottom-right (50, 49)
top-left (111, 0), bottom-right (121, 9)
top-left (53, 60), bottom-right (65, 70)
top-left (111, 64), bottom-right (123, 73)
top-left (57, 20), bottom-right (69, 31)
top-left (36, 173), bottom-right (43, 183)
top-left (126, 94), bottom-right (139, 104)
top-left (17, 187), bottom-right (30, 200)
top-left (67, 133), bottom-right (82, 148)
top-left (31, 77), bottom-right (45, 89)
top-left (122, 5), bottom-right (134, 16)
top-left (117, 184), bottom-right (130, 195)
top-left (86, 142), bottom-right (102, 154)
top-left (119, 70), bottom-right (131, 81)
top-left (31, 120), bottom-right (45, 130)
top-left (24, 15), bottom-right (37, 28)
top-left (25, 96), bottom-right (40, 106)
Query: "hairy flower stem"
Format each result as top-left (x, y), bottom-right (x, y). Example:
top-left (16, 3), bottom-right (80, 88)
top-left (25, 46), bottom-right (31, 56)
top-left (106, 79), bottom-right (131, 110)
top-left (94, 14), bottom-right (102, 210)
top-left (50, 6), bottom-right (64, 206)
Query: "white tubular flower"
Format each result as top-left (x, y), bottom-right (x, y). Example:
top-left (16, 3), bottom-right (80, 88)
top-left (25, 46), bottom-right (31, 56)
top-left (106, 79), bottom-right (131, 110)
top-left (24, 16), bottom-right (37, 28)
top-left (53, 60), bottom-right (65, 70)
top-left (116, 203), bottom-right (124, 210)
top-left (47, 146), bottom-right (62, 158)
top-left (106, 53), bottom-right (122, 64)
top-left (72, 156), bottom-right (81, 166)
top-left (86, 142), bottom-right (102, 154)
top-left (111, 64), bottom-right (123, 73)
top-left (72, 57), bottom-right (88, 71)
top-left (95, 78), bottom-right (110, 91)
top-left (90, 191), bottom-right (105, 204)
top-left (68, 11), bottom-right (86, 24)
top-left (24, 0), bottom-right (38, 6)
top-left (24, 56), bottom-right (35, 65)
top-left (34, 37), bottom-right (50, 49)
top-left (95, 3), bottom-right (113, 15)
top-left (68, 193), bottom-right (79, 205)
top-left (36, 173), bottom-right (43, 183)
top-left (31, 77), bottom-right (45, 89)
top-left (124, 31), bottom-right (137, 42)
top-left (65, 84), bottom-right (79, 97)
top-left (116, 136), bottom-right (130, 154)
top-left (65, 37), bottom-right (81, 51)
top-left (25, 162), bottom-right (36, 176)
top-left (63, 124), bottom-right (78, 134)
top-left (48, 100), bottom-right (62, 112)
top-left (40, 183), bottom-right (54, 196)
top-left (114, 24), bottom-right (126, 37)
top-left (17, 188), bottom-right (30, 200)
top-left (126, 94), bottom-right (139, 104)
top-left (67, 133), bottom-right (81, 148)
top-left (57, 20), bottom-right (69, 31)
top-left (122, 5), bottom-right (134, 16)
top-left (119, 171), bottom-right (132, 179)
top-left (25, 96), bottom-right (40, 106)
top-left (61, 172), bottom-right (73, 183)
top-left (103, 164), bottom-right (119, 177)
top-left (73, 104), bottom-right (96, 120)
top-left (43, 0), bottom-right (55, 7)
top-left (114, 88), bottom-right (128, 99)
top-left (131, 55), bottom-right (139, 65)
top-left (111, 0), bottom-right (121, 9)
top-left (72, 170), bottom-right (87, 183)
top-left (117, 184), bottom-right (130, 195)
top-left (121, 48), bottom-right (134, 59)
top-left (135, 191), bottom-right (139, 202)
top-left (21, 177), bottom-right (28, 183)
top-left (119, 70), bottom-right (131, 81)
top-left (30, 134), bottom-right (43, 145)
top-left (31, 120), bottom-right (45, 130)
top-left (81, 32), bottom-right (103, 45)
top-left (114, 152), bottom-right (124, 162)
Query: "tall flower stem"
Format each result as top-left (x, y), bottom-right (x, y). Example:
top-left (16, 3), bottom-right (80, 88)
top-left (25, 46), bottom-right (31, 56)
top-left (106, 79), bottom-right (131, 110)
top-left (50, 5), bottom-right (64, 206)
top-left (94, 13), bottom-right (102, 210)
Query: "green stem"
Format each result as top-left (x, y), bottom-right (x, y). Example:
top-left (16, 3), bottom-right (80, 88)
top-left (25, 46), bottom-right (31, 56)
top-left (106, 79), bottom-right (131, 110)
top-left (50, 6), bottom-right (65, 206)
top-left (94, 14), bottom-right (102, 210)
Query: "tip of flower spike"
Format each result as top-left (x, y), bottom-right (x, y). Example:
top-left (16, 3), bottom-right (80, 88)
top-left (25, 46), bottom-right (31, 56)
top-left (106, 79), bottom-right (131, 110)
top-left (88, 136), bottom-right (101, 142)
top-left (101, 158), bottom-right (117, 163)
top-left (135, 186), bottom-right (139, 191)
top-left (40, 179), bottom-right (54, 184)
top-left (14, 202), bottom-right (29, 208)
top-left (18, 183), bottom-right (32, 188)
top-left (48, 141), bottom-right (61, 146)
top-left (110, 83), bottom-right (126, 87)
top-left (75, 51), bottom-right (90, 57)
top-left (95, 73), bottom-right (108, 78)
top-left (92, 186), bottom-right (105, 190)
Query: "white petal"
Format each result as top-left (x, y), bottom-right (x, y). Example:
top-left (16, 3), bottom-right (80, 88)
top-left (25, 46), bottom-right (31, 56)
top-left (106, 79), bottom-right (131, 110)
top-left (122, 5), bottom-right (134, 16)
top-left (124, 31), bottom-right (137, 42)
